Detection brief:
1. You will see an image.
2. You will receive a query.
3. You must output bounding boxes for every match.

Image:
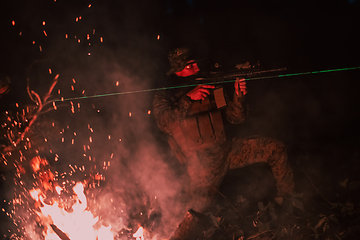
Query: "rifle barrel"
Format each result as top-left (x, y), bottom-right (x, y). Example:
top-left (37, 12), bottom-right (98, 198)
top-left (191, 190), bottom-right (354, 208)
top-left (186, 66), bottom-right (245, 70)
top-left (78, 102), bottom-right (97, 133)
top-left (195, 67), bottom-right (287, 81)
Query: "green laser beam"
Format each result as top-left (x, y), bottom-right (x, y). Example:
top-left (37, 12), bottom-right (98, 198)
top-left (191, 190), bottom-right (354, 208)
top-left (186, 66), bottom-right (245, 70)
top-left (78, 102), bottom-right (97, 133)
top-left (52, 66), bottom-right (360, 103)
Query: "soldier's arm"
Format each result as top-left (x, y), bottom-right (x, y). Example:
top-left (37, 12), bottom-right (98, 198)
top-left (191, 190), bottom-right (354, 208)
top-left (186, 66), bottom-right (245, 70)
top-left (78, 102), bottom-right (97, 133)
top-left (225, 78), bottom-right (248, 124)
top-left (225, 92), bottom-right (247, 124)
top-left (152, 90), bottom-right (192, 134)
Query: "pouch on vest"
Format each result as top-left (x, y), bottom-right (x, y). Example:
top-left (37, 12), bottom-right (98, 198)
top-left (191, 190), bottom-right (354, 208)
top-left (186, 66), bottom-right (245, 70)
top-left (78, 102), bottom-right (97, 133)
top-left (182, 87), bottom-right (226, 150)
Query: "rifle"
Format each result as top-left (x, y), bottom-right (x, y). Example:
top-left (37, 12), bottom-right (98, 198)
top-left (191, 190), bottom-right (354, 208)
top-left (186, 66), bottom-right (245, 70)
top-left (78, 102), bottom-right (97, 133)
top-left (185, 62), bottom-right (287, 110)
top-left (193, 62), bottom-right (287, 83)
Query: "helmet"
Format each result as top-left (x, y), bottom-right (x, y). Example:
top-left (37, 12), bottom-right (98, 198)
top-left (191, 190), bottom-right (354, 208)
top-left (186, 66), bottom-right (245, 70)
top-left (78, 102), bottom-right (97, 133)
top-left (166, 47), bottom-right (194, 75)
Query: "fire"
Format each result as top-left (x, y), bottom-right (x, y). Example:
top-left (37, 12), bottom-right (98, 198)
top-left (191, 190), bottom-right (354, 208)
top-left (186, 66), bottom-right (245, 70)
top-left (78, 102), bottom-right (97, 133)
top-left (29, 182), bottom-right (115, 240)
top-left (4, 3), bottom-right (150, 239)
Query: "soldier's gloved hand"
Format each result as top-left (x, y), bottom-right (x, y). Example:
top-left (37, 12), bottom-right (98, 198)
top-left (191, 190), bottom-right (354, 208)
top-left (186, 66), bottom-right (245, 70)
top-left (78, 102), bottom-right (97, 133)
top-left (187, 85), bottom-right (215, 101)
top-left (235, 78), bottom-right (247, 96)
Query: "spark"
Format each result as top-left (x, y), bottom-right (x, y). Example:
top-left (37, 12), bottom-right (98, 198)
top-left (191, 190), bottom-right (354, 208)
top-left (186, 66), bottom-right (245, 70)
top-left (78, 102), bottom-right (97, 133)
top-left (157, 34), bottom-right (160, 40)
top-left (42, 21), bottom-right (46, 26)
top-left (12, 20), bottom-right (15, 26)
top-left (43, 30), bottom-right (47, 36)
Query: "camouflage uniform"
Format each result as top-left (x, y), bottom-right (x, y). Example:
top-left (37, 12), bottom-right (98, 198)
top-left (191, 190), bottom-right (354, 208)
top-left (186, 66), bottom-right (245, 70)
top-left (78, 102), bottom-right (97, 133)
top-left (153, 83), bottom-right (294, 213)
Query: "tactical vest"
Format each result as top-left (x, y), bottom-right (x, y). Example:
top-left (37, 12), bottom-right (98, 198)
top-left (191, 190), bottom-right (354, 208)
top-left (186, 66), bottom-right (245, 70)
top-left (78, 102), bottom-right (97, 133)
top-left (181, 87), bottom-right (227, 150)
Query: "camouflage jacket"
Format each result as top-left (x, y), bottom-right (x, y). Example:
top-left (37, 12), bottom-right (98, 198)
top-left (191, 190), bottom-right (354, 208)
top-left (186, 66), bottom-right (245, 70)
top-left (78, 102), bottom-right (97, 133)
top-left (152, 79), bottom-right (247, 162)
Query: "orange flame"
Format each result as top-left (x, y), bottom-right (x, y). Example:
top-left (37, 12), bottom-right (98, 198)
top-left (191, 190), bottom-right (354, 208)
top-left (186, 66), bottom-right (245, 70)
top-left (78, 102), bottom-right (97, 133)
top-left (30, 182), bottom-right (115, 240)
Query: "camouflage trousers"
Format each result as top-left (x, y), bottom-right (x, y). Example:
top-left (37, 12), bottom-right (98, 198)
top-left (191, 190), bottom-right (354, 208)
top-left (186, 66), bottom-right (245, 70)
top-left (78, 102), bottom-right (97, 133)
top-left (184, 135), bottom-right (295, 212)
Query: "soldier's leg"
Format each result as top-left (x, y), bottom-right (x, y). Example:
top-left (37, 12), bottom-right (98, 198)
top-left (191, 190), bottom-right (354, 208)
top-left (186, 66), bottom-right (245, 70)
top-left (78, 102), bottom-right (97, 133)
top-left (170, 147), bottom-right (228, 240)
top-left (186, 146), bottom-right (229, 212)
top-left (227, 136), bottom-right (295, 197)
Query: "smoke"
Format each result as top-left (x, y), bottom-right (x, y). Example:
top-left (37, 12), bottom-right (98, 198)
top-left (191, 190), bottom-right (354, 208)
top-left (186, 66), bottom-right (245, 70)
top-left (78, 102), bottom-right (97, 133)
top-left (0, 1), bottom-right (190, 239)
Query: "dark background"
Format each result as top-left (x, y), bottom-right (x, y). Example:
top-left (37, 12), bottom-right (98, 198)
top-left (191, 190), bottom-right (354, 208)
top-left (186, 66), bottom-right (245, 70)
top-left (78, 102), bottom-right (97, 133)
top-left (0, 0), bottom-right (360, 238)
top-left (1, 0), bottom-right (359, 144)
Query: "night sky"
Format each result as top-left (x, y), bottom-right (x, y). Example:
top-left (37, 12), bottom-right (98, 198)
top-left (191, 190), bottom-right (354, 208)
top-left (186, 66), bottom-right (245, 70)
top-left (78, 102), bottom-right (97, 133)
top-left (1, 0), bottom-right (360, 239)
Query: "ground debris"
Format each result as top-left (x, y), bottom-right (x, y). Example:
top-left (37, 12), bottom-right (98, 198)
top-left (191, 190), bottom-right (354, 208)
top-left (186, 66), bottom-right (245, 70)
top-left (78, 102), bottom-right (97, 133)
top-left (195, 183), bottom-right (360, 240)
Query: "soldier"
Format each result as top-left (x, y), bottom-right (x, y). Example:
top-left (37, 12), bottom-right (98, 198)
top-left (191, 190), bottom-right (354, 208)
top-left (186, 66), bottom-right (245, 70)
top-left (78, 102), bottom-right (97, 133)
top-left (152, 47), bottom-right (295, 239)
